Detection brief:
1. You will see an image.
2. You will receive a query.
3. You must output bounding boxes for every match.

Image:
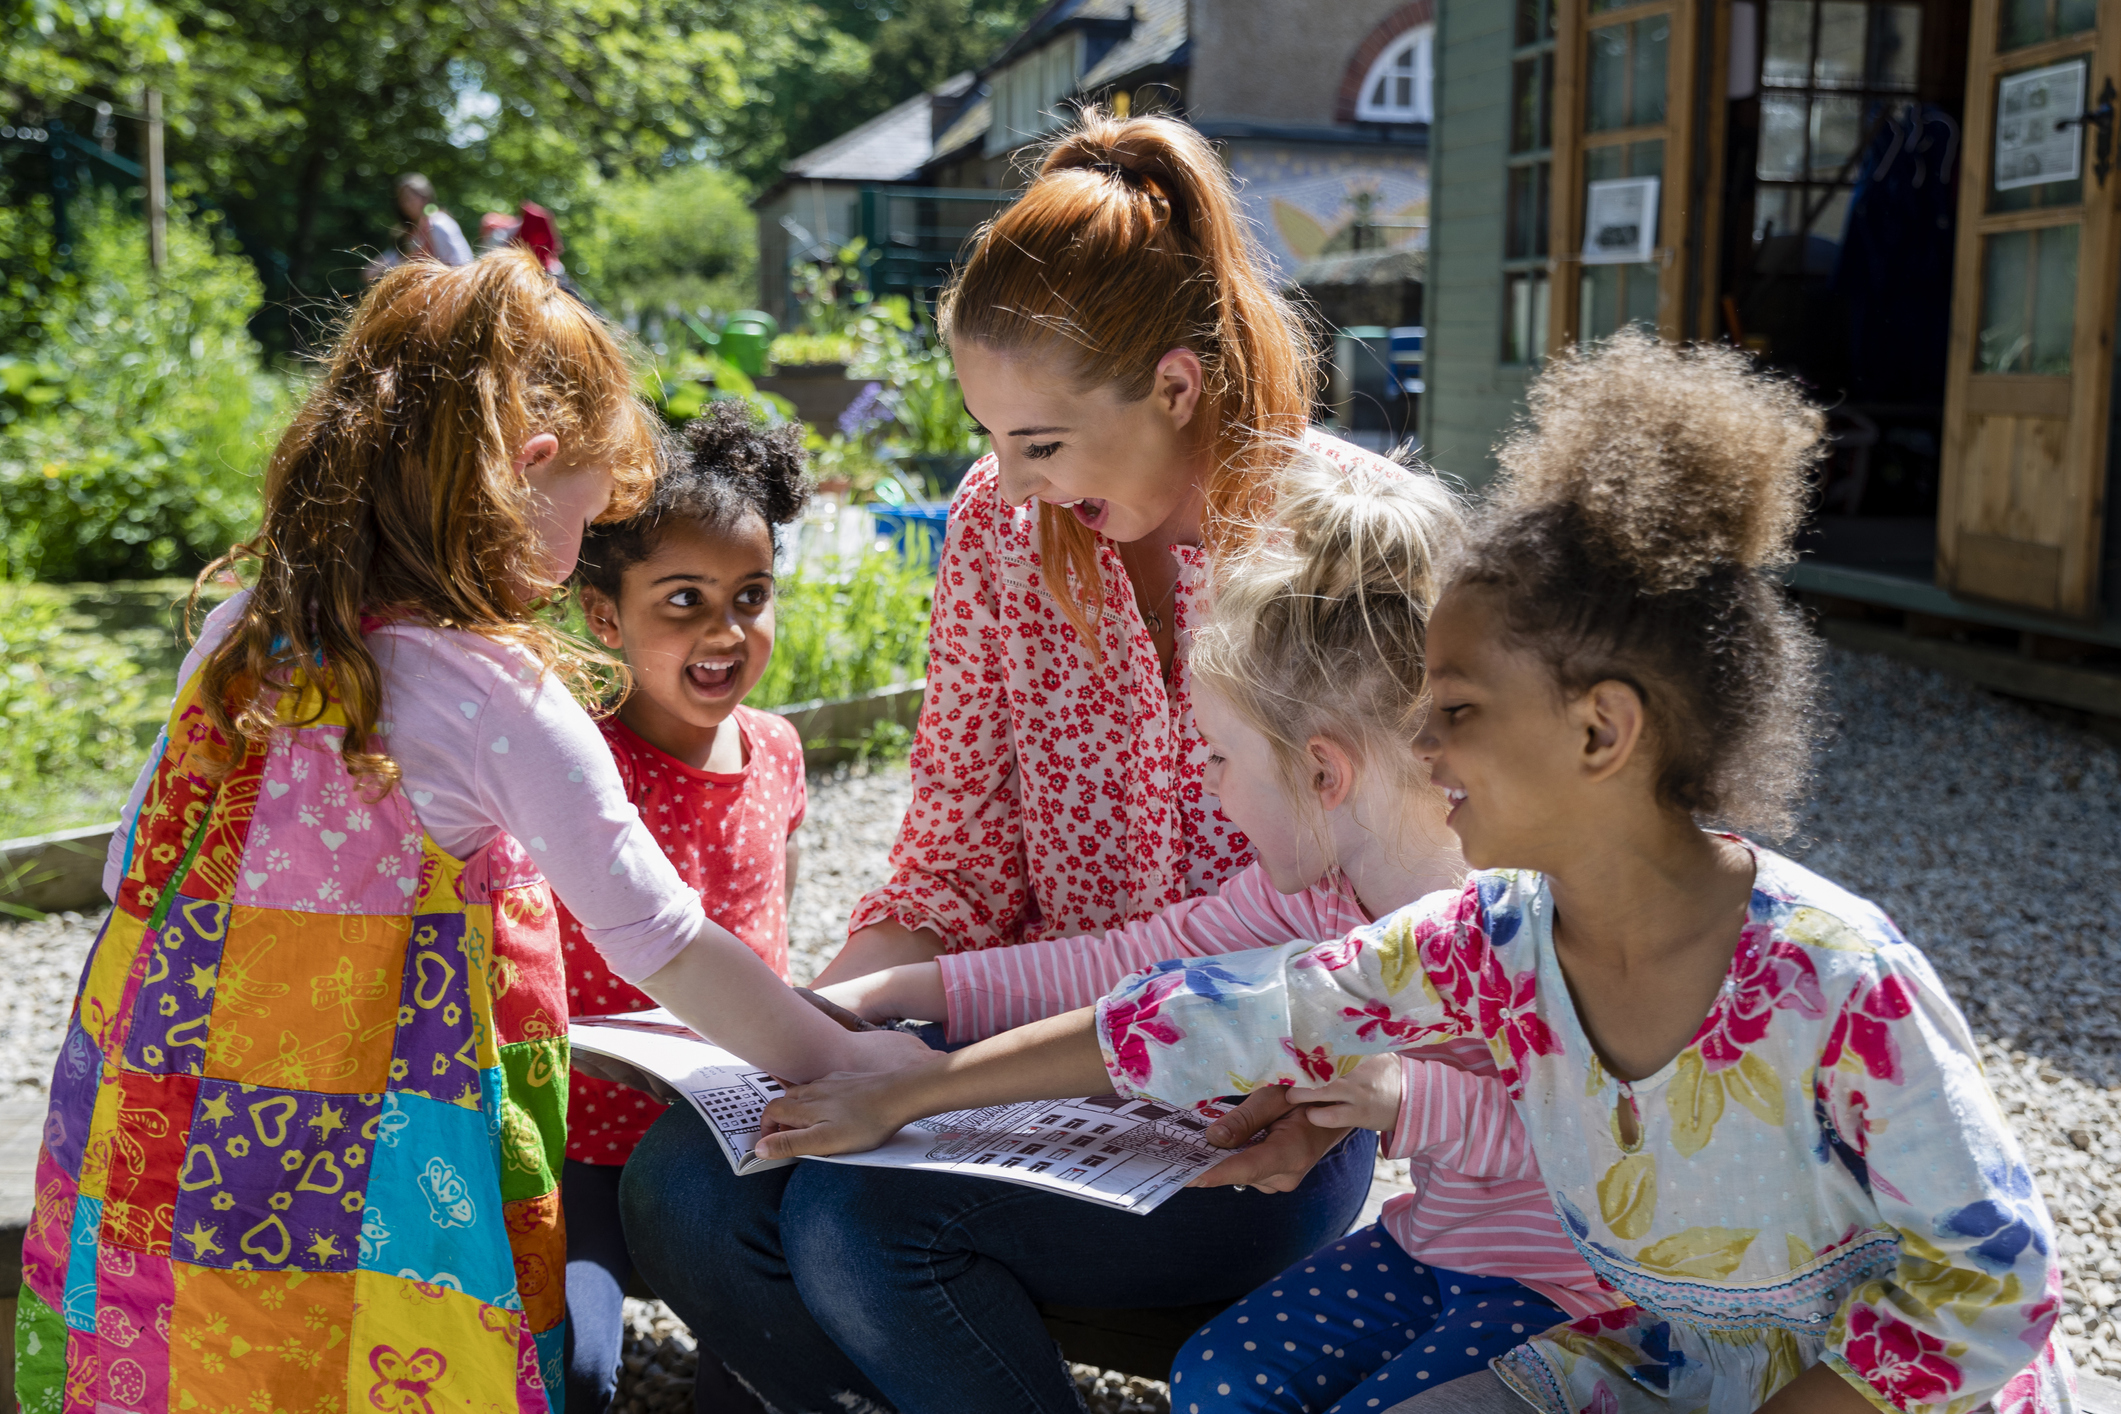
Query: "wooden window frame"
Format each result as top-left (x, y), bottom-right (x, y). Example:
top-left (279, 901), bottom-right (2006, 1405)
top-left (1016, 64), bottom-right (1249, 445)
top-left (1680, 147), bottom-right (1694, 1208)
top-left (1545, 0), bottom-right (1729, 347)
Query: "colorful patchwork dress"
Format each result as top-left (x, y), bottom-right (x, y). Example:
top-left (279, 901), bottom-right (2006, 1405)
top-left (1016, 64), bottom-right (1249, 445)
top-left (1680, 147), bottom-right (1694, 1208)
top-left (18, 601), bottom-right (705, 1414)
top-left (1092, 842), bottom-right (2078, 1414)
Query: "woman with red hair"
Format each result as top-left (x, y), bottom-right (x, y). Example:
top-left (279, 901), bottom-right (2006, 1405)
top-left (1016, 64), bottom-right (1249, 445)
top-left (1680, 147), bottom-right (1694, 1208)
top-left (622, 110), bottom-right (1403, 1413)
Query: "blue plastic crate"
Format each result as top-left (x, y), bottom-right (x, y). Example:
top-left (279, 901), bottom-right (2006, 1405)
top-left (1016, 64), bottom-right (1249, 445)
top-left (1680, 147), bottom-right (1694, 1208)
top-left (871, 502), bottom-right (951, 569)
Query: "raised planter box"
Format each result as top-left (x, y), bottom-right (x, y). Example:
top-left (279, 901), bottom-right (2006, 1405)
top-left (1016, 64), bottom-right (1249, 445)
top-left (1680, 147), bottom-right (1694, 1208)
top-left (0, 823), bottom-right (117, 919)
top-left (0, 682), bottom-right (928, 918)
top-left (769, 677), bottom-right (925, 766)
top-left (754, 362), bottom-right (864, 430)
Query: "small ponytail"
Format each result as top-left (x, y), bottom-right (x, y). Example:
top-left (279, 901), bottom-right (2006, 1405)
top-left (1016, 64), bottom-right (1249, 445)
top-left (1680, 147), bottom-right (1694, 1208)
top-left (941, 109), bottom-right (1317, 650)
top-left (1190, 450), bottom-right (1465, 810)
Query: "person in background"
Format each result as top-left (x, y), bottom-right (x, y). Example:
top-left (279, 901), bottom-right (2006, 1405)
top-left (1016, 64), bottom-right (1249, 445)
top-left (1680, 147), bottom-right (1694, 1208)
top-left (481, 201), bottom-right (567, 277)
top-left (363, 172), bottom-right (473, 281)
top-left (559, 401), bottom-right (813, 1413)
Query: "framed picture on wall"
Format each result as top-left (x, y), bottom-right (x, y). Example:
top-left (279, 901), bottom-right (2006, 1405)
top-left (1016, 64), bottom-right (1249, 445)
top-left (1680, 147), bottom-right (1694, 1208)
top-left (1582, 176), bottom-right (1660, 263)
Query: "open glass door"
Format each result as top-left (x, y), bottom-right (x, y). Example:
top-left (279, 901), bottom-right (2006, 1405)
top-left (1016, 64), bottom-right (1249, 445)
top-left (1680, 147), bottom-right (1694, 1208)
top-left (1939, 0), bottom-right (2119, 616)
top-left (1547, 0), bottom-right (1713, 343)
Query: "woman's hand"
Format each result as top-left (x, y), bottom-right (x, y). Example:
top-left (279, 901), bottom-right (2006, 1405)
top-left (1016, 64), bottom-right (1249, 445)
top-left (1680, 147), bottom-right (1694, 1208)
top-left (1288, 1054), bottom-right (1404, 1133)
top-left (814, 962), bottom-right (948, 1025)
top-left (755, 1062), bottom-right (942, 1160)
top-left (1189, 1084), bottom-right (1353, 1192)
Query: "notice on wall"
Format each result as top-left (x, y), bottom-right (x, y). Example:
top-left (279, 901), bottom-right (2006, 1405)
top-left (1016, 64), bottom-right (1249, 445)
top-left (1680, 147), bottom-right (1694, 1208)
top-left (1582, 177), bottom-right (1661, 264)
top-left (1995, 60), bottom-right (2087, 191)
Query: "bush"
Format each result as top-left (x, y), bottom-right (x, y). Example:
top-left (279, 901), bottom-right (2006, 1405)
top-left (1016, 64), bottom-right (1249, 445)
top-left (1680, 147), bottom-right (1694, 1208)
top-left (570, 164), bottom-right (757, 317)
top-left (750, 542), bottom-right (932, 709)
top-left (0, 195), bottom-right (291, 582)
top-left (0, 582), bottom-right (158, 838)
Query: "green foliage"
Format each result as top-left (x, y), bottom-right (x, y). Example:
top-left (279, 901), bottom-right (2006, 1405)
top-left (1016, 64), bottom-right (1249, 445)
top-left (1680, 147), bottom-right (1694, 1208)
top-left (751, 543), bottom-right (932, 709)
top-left (569, 163), bottom-right (756, 316)
top-left (715, 0), bottom-right (1048, 190)
top-left (0, 581), bottom-right (158, 838)
top-left (0, 194), bottom-right (289, 581)
top-left (857, 334), bottom-right (982, 461)
top-left (770, 332), bottom-right (861, 367)
top-left (2, 0), bottom-right (185, 129)
top-left (4, 0), bottom-right (1043, 348)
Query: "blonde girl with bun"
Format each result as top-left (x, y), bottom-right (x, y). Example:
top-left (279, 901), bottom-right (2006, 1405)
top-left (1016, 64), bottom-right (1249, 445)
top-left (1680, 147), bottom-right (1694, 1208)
top-left (19, 250), bottom-right (923, 1412)
top-left (763, 333), bottom-right (2074, 1414)
top-left (623, 110), bottom-right (1407, 1412)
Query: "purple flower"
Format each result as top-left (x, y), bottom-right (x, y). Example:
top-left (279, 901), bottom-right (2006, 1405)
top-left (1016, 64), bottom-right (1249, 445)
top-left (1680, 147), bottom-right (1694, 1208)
top-left (838, 382), bottom-right (889, 438)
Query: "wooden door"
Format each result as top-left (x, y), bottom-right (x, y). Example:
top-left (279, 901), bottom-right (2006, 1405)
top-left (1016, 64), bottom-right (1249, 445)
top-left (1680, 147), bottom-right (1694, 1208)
top-left (1546, 0), bottom-right (1715, 344)
top-left (1939, 0), bottom-right (2119, 617)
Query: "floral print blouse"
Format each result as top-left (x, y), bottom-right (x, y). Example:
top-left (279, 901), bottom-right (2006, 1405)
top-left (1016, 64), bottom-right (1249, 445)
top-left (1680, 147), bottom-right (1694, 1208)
top-left (849, 430), bottom-right (1399, 953)
top-left (1094, 841), bottom-right (2075, 1414)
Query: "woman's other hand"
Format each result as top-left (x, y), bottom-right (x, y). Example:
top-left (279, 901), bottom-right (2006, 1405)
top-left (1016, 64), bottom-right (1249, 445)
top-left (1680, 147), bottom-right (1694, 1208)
top-left (814, 962), bottom-right (948, 1025)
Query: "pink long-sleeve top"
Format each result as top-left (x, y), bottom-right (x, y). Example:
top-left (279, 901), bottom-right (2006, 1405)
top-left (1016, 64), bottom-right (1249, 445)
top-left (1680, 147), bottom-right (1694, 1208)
top-left (104, 592), bottom-right (705, 984)
top-left (938, 863), bottom-right (1615, 1319)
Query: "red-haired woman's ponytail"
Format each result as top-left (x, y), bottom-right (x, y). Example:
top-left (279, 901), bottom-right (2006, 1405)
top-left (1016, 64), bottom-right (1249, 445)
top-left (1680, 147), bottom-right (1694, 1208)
top-left (941, 109), bottom-right (1315, 650)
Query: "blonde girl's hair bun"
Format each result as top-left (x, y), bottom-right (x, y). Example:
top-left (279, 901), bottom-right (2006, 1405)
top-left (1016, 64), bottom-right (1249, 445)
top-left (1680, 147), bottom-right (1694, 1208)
top-left (1493, 328), bottom-right (1824, 591)
top-left (1193, 449), bottom-right (1466, 805)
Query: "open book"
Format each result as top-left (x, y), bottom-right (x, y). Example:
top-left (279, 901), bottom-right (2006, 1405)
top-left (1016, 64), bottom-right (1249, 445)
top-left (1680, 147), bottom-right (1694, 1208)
top-left (570, 1009), bottom-right (1237, 1216)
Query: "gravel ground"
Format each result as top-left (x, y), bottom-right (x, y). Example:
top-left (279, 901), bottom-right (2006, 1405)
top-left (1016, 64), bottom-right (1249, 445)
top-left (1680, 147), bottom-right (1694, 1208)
top-left (784, 762), bottom-right (916, 986)
top-left (4, 647), bottom-right (2117, 1410)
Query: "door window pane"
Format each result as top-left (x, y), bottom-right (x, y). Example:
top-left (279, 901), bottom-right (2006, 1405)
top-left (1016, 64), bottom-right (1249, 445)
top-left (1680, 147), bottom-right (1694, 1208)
top-left (1513, 57), bottom-right (1542, 151)
top-left (1759, 95), bottom-right (1808, 178)
top-left (1589, 25), bottom-right (1632, 129)
top-left (2000, 0), bottom-right (2097, 50)
top-left (1810, 95), bottom-right (1866, 175)
top-left (1516, 0), bottom-right (1555, 46)
top-left (1868, 6), bottom-right (1921, 90)
top-left (1504, 272), bottom-right (1552, 362)
top-left (1814, 2), bottom-right (1868, 85)
top-left (1764, 0), bottom-right (1813, 85)
top-left (1631, 17), bottom-right (1671, 124)
top-left (1587, 17), bottom-right (1670, 131)
top-left (1507, 161), bottom-right (1553, 257)
top-left (1977, 224), bottom-right (2079, 373)
top-left (1579, 263), bottom-right (1662, 335)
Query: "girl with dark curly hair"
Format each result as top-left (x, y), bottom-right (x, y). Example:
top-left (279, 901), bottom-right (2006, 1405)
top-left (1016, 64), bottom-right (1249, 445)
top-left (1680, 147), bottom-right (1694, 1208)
top-left (761, 332), bottom-right (2075, 1414)
top-left (558, 399), bottom-right (825, 1412)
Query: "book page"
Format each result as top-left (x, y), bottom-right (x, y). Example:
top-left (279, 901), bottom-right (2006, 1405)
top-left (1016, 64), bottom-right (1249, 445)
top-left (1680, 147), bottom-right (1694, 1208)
top-left (571, 1012), bottom-right (1237, 1213)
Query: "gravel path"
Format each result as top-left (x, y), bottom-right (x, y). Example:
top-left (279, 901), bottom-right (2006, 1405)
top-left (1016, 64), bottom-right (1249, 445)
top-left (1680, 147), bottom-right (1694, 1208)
top-left (4, 647), bottom-right (2116, 1411)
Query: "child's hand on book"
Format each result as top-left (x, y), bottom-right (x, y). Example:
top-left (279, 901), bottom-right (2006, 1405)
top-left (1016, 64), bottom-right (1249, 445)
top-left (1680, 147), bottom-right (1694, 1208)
top-left (754, 1063), bottom-right (939, 1160)
top-left (1190, 1084), bottom-right (1349, 1193)
top-left (1287, 1053), bottom-right (1404, 1133)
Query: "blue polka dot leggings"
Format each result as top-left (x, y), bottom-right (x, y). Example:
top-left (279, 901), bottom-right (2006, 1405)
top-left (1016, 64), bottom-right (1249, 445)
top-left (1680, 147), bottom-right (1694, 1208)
top-left (1167, 1224), bottom-right (1568, 1414)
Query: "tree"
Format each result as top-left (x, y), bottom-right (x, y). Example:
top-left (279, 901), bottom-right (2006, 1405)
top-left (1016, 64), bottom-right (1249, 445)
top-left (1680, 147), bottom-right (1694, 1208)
top-left (710, 0), bottom-right (1045, 190)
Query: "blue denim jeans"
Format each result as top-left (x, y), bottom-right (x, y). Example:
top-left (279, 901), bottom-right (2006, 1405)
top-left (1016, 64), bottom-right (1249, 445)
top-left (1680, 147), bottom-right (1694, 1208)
top-left (561, 1159), bottom-right (631, 1414)
top-left (620, 1103), bottom-right (1377, 1414)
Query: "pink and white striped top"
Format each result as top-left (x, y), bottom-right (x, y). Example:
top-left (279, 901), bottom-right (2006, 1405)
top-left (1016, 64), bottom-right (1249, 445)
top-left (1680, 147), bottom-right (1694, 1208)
top-left (937, 865), bottom-right (1617, 1319)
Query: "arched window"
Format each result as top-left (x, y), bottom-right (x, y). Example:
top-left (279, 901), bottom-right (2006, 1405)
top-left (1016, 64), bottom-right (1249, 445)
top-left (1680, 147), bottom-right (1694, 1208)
top-left (1355, 27), bottom-right (1434, 123)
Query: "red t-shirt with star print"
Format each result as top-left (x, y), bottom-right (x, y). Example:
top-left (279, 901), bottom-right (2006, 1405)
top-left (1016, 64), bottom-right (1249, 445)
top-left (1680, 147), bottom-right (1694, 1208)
top-left (561, 705), bottom-right (806, 1166)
